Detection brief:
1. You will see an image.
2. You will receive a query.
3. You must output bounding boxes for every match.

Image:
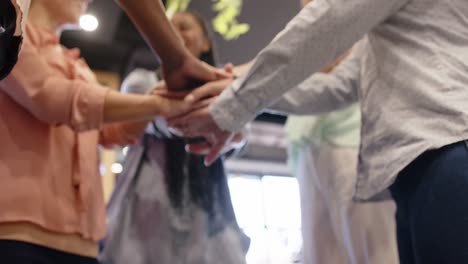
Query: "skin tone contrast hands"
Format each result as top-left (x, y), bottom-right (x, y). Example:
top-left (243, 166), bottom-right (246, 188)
top-left (162, 52), bottom-right (231, 91)
top-left (157, 64), bottom-right (238, 166)
top-left (161, 49), bottom-right (354, 165)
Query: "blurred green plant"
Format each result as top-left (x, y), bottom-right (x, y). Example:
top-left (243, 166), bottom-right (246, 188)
top-left (212, 0), bottom-right (250, 40)
top-left (165, 0), bottom-right (191, 17)
top-left (165, 0), bottom-right (250, 40)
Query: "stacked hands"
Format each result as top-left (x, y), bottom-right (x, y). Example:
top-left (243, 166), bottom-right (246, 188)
top-left (154, 56), bottom-right (240, 166)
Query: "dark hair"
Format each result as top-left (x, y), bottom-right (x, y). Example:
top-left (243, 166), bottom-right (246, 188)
top-left (178, 10), bottom-right (218, 66)
top-left (163, 11), bottom-right (229, 221)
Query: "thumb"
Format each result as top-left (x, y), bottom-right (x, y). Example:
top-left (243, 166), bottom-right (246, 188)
top-left (185, 81), bottom-right (225, 103)
top-left (186, 59), bottom-right (218, 82)
top-left (204, 132), bottom-right (234, 166)
top-left (224, 63), bottom-right (235, 74)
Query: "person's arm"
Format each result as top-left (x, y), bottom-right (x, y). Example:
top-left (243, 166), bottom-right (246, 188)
top-left (1, 39), bottom-right (191, 133)
top-left (103, 90), bottom-right (189, 123)
top-left (209, 0), bottom-right (409, 132)
top-left (115, 0), bottom-right (229, 91)
top-left (99, 69), bottom-right (161, 146)
top-left (267, 42), bottom-right (362, 115)
top-left (115, 0), bottom-right (185, 70)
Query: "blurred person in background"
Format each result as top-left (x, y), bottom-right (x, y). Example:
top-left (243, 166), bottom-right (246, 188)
top-left (284, 39), bottom-right (397, 264)
top-left (100, 10), bottom-right (248, 264)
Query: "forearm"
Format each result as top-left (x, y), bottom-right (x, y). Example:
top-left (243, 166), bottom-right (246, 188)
top-left (210, 0), bottom-right (408, 132)
top-left (115, 0), bottom-right (188, 69)
top-left (267, 73), bottom-right (358, 115)
top-left (103, 90), bottom-right (161, 123)
top-left (268, 46), bottom-right (362, 115)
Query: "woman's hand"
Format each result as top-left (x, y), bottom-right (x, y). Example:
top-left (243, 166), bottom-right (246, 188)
top-left (163, 53), bottom-right (232, 91)
top-left (152, 94), bottom-right (194, 119)
top-left (184, 130), bottom-right (245, 156)
top-left (152, 80), bottom-right (219, 112)
top-left (150, 81), bottom-right (190, 99)
top-left (184, 77), bottom-right (235, 103)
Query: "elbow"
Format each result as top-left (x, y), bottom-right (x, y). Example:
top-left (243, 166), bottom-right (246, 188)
top-left (30, 88), bottom-right (105, 132)
top-left (27, 92), bottom-right (72, 128)
top-left (30, 103), bottom-right (85, 132)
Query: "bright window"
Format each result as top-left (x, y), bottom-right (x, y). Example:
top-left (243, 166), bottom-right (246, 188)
top-left (228, 174), bottom-right (302, 264)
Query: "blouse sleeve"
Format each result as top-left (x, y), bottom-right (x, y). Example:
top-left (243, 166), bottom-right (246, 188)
top-left (0, 37), bottom-right (110, 131)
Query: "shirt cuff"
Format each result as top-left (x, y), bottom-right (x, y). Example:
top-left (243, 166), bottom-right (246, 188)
top-left (209, 85), bottom-right (257, 132)
top-left (71, 83), bottom-right (109, 131)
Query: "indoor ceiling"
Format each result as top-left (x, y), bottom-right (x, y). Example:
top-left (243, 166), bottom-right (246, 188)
top-left (61, 0), bottom-right (157, 76)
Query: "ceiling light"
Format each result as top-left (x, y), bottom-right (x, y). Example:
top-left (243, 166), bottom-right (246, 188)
top-left (80, 14), bottom-right (99, 32)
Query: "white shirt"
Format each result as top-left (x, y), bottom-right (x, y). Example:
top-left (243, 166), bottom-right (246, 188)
top-left (209, 0), bottom-right (468, 200)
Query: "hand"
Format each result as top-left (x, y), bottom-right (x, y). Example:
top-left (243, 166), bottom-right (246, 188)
top-left (187, 131), bottom-right (236, 165)
top-left (150, 81), bottom-right (190, 99)
top-left (168, 105), bottom-right (235, 165)
top-left (163, 53), bottom-right (232, 91)
top-left (184, 77), bottom-right (235, 103)
top-left (154, 77), bottom-right (232, 112)
top-left (186, 131), bottom-right (245, 156)
top-left (153, 94), bottom-right (194, 120)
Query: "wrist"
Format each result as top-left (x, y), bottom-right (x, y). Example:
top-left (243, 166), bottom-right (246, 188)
top-left (149, 95), bottom-right (164, 117)
top-left (162, 49), bottom-right (191, 72)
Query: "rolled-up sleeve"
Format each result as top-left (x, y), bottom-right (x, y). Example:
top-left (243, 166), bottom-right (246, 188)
top-left (268, 42), bottom-right (362, 115)
top-left (210, 0), bottom-right (409, 132)
top-left (0, 39), bottom-right (110, 131)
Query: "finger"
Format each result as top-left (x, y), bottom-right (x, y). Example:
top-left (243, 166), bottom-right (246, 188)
top-left (184, 82), bottom-right (219, 103)
top-left (224, 63), bottom-right (234, 74)
top-left (215, 68), bottom-right (233, 80)
top-left (164, 100), bottom-right (193, 119)
top-left (167, 106), bottom-right (205, 124)
top-left (147, 81), bottom-right (168, 94)
top-left (185, 142), bottom-right (212, 156)
top-left (188, 60), bottom-right (218, 82)
top-left (168, 115), bottom-right (203, 137)
top-left (153, 90), bottom-right (189, 99)
top-left (170, 126), bottom-right (202, 138)
top-left (185, 79), bottom-right (230, 103)
top-left (205, 132), bottom-right (234, 166)
top-left (192, 97), bottom-right (216, 110)
top-left (231, 132), bottom-right (244, 143)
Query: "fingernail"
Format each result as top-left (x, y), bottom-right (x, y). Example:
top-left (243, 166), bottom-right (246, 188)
top-left (185, 95), bottom-right (195, 103)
